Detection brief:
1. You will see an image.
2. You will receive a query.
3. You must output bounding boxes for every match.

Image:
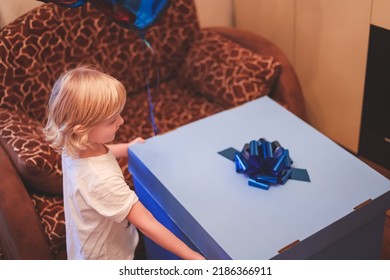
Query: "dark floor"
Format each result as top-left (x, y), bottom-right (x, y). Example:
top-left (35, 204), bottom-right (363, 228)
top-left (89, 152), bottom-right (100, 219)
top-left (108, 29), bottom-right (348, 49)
top-left (359, 156), bottom-right (390, 260)
top-left (381, 209), bottom-right (390, 259)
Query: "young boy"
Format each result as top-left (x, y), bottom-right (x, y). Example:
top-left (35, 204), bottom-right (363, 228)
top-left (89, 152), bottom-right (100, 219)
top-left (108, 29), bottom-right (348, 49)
top-left (43, 66), bottom-right (204, 260)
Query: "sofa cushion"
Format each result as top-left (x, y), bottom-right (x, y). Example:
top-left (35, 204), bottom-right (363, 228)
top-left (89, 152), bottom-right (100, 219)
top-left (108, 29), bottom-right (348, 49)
top-left (0, 109), bottom-right (62, 194)
top-left (179, 30), bottom-right (281, 108)
top-left (116, 79), bottom-right (226, 141)
top-left (0, 1), bottom-right (200, 123)
top-left (31, 193), bottom-right (66, 256)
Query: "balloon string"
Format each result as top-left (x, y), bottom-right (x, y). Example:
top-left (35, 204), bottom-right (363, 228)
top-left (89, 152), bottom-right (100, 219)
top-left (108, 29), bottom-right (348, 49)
top-left (140, 33), bottom-right (159, 136)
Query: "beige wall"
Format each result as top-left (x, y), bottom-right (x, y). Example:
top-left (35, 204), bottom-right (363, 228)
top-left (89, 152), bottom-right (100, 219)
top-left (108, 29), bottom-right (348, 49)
top-left (0, 0), bottom-right (42, 28)
top-left (235, 0), bottom-right (295, 63)
top-left (295, 0), bottom-right (371, 154)
top-left (372, 0), bottom-right (390, 29)
top-left (235, 0), bottom-right (375, 154)
top-left (0, 0), bottom-right (233, 29)
top-left (195, 0), bottom-right (233, 27)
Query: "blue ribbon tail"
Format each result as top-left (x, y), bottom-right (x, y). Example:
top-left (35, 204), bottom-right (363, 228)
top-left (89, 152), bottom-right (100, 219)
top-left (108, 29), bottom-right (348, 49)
top-left (141, 35), bottom-right (159, 135)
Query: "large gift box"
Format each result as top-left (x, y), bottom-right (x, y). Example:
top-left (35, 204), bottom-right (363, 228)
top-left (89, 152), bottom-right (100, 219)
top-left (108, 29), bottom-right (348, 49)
top-left (128, 97), bottom-right (390, 259)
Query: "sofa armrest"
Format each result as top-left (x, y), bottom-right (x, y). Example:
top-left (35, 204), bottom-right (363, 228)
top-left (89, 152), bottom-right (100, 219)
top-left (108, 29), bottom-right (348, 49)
top-left (0, 144), bottom-right (53, 259)
top-left (0, 108), bottom-right (62, 195)
top-left (206, 27), bottom-right (306, 120)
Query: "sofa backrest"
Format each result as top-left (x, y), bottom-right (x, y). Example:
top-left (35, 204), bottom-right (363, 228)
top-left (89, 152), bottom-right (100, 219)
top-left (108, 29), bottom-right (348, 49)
top-left (0, 0), bottom-right (200, 122)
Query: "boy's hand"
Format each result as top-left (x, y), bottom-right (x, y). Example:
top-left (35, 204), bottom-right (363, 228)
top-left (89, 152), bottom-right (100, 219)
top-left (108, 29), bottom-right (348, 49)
top-left (191, 251), bottom-right (206, 260)
top-left (108, 137), bottom-right (145, 158)
top-left (129, 137), bottom-right (145, 146)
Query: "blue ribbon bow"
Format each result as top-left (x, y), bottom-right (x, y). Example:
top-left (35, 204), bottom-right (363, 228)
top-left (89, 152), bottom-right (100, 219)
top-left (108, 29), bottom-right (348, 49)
top-left (233, 138), bottom-right (307, 190)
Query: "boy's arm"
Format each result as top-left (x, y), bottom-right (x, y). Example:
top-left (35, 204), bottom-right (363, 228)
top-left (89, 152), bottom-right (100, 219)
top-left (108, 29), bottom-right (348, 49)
top-left (127, 201), bottom-right (205, 260)
top-left (107, 137), bottom-right (145, 158)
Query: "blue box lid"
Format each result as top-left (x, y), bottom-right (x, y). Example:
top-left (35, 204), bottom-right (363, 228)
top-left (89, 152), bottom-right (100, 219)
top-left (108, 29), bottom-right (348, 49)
top-left (129, 97), bottom-right (390, 259)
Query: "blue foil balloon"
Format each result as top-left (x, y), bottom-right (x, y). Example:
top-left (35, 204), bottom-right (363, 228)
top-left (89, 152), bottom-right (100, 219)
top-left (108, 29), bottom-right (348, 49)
top-left (39, 0), bottom-right (171, 32)
top-left (90, 0), bottom-right (171, 32)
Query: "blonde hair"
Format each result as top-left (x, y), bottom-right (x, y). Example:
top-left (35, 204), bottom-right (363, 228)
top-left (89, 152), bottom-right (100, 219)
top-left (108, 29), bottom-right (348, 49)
top-left (43, 66), bottom-right (126, 158)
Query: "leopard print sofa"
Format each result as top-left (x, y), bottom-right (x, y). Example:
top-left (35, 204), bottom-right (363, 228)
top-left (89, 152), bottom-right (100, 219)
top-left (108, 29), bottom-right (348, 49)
top-left (0, 0), bottom-right (305, 259)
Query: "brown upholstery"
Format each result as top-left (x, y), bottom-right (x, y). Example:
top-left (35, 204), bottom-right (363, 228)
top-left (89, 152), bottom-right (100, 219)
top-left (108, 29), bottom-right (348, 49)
top-left (179, 30), bottom-right (281, 107)
top-left (0, 0), bottom-right (305, 259)
top-left (210, 27), bottom-right (305, 119)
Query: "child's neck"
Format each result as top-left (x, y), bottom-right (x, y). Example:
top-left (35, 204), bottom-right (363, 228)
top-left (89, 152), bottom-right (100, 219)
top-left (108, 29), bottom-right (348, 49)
top-left (79, 143), bottom-right (108, 158)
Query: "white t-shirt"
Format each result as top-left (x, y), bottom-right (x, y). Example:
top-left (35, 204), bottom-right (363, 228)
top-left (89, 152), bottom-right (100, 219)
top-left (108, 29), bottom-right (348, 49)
top-left (62, 150), bottom-right (139, 260)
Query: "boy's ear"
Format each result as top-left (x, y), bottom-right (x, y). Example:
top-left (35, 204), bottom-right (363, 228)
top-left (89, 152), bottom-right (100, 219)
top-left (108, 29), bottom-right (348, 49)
top-left (73, 125), bottom-right (85, 135)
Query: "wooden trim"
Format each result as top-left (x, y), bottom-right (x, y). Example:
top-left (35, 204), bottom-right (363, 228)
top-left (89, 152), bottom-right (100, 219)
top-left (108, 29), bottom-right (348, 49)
top-left (278, 240), bottom-right (300, 254)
